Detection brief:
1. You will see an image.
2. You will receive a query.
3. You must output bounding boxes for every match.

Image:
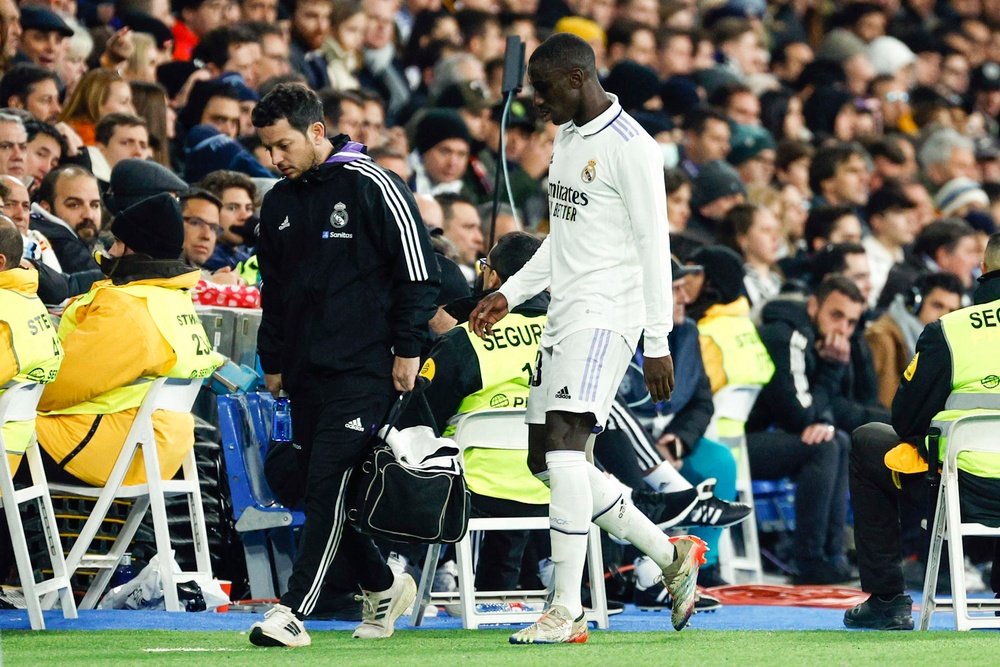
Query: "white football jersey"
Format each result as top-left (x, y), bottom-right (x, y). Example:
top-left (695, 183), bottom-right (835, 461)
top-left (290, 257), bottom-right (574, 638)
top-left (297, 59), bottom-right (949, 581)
top-left (499, 95), bottom-right (673, 357)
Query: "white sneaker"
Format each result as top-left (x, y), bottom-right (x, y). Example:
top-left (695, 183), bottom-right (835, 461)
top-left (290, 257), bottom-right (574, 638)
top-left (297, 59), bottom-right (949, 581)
top-left (352, 572), bottom-right (417, 639)
top-left (433, 560), bottom-right (459, 592)
top-left (509, 603), bottom-right (588, 644)
top-left (249, 604), bottom-right (311, 647)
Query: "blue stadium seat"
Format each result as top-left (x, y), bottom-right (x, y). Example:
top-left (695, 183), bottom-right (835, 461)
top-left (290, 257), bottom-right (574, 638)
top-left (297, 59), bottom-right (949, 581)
top-left (218, 392), bottom-right (304, 600)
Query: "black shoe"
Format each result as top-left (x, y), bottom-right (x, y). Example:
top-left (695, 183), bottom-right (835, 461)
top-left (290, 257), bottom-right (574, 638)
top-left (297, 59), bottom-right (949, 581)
top-left (634, 580), bottom-right (722, 613)
top-left (678, 479), bottom-right (753, 528)
top-left (698, 563), bottom-right (730, 588)
top-left (843, 594), bottom-right (914, 630)
top-left (631, 487), bottom-right (698, 529)
top-left (793, 560), bottom-right (855, 586)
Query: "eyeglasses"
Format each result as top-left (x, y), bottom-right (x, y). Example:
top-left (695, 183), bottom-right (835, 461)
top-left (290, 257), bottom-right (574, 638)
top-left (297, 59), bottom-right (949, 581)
top-left (476, 257), bottom-right (492, 273)
top-left (184, 216), bottom-right (223, 236)
top-left (884, 91), bottom-right (909, 103)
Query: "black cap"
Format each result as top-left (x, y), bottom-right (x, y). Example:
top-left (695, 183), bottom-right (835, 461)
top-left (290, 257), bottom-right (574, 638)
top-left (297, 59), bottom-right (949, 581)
top-left (690, 245), bottom-right (746, 304)
top-left (671, 255), bottom-right (703, 281)
top-left (691, 160), bottom-right (746, 209)
top-left (107, 158), bottom-right (189, 214)
top-left (20, 6), bottom-right (74, 37)
top-left (111, 193), bottom-right (184, 260)
top-left (603, 61), bottom-right (660, 112)
top-left (414, 109), bottom-right (471, 155)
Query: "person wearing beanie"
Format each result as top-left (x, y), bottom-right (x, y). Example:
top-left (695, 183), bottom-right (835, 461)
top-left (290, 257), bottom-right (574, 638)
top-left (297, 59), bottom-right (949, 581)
top-left (34, 191), bottom-right (223, 490)
top-left (106, 158), bottom-right (189, 214)
top-left (409, 108), bottom-right (474, 197)
top-left (603, 60), bottom-right (661, 113)
top-left (867, 36), bottom-right (916, 83)
top-left (933, 176), bottom-right (990, 218)
top-left (727, 124), bottom-right (777, 189)
top-left (816, 28), bottom-right (875, 96)
top-left (683, 160), bottom-right (747, 246)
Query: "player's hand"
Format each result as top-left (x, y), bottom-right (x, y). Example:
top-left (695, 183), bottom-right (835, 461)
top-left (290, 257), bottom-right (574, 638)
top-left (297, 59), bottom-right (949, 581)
top-left (471, 292), bottom-right (509, 339)
top-left (644, 354), bottom-right (674, 403)
top-left (801, 423), bottom-right (836, 445)
top-left (393, 355), bottom-right (420, 392)
top-left (264, 373), bottom-right (282, 397)
top-left (656, 433), bottom-right (684, 469)
top-left (817, 332), bottom-right (851, 365)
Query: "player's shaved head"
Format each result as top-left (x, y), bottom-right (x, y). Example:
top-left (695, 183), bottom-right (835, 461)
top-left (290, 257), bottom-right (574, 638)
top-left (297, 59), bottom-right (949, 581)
top-left (529, 33), bottom-right (597, 78)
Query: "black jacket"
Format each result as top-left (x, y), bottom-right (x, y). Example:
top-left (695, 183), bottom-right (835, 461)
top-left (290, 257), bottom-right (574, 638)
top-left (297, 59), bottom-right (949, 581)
top-left (892, 272), bottom-right (1000, 456)
top-left (256, 145), bottom-right (440, 392)
top-left (839, 313), bottom-right (891, 432)
top-left (29, 213), bottom-right (98, 274)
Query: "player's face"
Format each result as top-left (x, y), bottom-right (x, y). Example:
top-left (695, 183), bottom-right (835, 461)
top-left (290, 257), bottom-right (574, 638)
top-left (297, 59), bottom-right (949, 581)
top-left (528, 63), bottom-right (579, 126)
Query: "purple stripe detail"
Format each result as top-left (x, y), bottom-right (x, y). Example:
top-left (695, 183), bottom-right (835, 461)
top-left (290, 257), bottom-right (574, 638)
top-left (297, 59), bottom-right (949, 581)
top-left (594, 108), bottom-right (624, 135)
top-left (610, 122), bottom-right (629, 141)
top-left (579, 330), bottom-right (603, 398)
top-left (613, 118), bottom-right (636, 139)
top-left (585, 330), bottom-right (612, 401)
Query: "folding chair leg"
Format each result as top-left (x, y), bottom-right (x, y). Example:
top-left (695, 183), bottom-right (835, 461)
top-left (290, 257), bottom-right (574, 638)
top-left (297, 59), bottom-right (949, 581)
top-left (241, 531), bottom-right (276, 600)
top-left (183, 450), bottom-right (212, 574)
top-left (455, 532), bottom-right (478, 629)
top-left (26, 444), bottom-right (76, 621)
top-left (919, 482), bottom-right (948, 630)
top-left (2, 493), bottom-right (43, 629)
top-left (411, 543), bottom-right (442, 627)
top-left (270, 527), bottom-right (296, 596)
top-left (945, 481), bottom-right (969, 630)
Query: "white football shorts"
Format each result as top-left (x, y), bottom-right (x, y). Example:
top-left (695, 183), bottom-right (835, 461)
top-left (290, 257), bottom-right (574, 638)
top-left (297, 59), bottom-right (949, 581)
top-left (525, 328), bottom-right (633, 431)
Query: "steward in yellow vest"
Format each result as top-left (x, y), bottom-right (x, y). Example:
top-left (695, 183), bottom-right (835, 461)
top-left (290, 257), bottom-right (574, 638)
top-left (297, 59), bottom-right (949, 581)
top-left (35, 194), bottom-right (223, 487)
top-left (0, 222), bottom-right (63, 476)
top-left (845, 232), bottom-right (1000, 630)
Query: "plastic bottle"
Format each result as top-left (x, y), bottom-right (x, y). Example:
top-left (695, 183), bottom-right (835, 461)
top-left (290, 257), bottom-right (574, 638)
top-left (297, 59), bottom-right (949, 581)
top-left (110, 553), bottom-right (136, 588)
top-left (272, 391), bottom-right (293, 443)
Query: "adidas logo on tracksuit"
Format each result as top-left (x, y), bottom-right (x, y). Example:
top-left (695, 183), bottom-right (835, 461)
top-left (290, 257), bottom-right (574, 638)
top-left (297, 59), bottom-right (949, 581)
top-left (345, 418), bottom-right (365, 432)
top-left (555, 386), bottom-right (571, 399)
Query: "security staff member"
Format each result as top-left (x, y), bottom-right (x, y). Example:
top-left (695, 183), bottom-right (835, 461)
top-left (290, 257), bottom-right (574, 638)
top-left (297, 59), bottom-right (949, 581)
top-left (0, 217), bottom-right (62, 476)
top-left (406, 232), bottom-right (550, 592)
top-left (846, 231), bottom-right (1000, 630)
top-left (35, 194), bottom-right (224, 487)
top-left (248, 84), bottom-right (440, 648)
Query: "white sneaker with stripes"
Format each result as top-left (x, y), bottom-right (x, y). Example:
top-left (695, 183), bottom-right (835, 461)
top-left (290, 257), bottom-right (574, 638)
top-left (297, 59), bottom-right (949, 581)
top-left (352, 572), bottom-right (416, 639)
top-left (249, 604), bottom-right (311, 647)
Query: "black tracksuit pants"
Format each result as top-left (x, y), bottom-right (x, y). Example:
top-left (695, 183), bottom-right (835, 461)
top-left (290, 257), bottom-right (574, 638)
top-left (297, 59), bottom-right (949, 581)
top-left (280, 380), bottom-right (395, 616)
top-left (747, 429), bottom-right (850, 568)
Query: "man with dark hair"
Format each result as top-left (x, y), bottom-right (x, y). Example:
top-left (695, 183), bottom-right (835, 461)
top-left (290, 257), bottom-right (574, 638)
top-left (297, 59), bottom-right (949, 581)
top-left (747, 275), bottom-right (867, 583)
top-left (180, 80), bottom-right (242, 138)
top-left (32, 166), bottom-right (102, 273)
top-left (803, 205), bottom-right (863, 254)
top-left (247, 82), bottom-right (440, 647)
top-left (92, 114), bottom-right (149, 185)
top-left (472, 33), bottom-right (704, 643)
top-left (845, 233), bottom-right (1000, 631)
top-left (0, 63), bottom-right (60, 122)
top-left (866, 271), bottom-right (963, 408)
top-left (197, 169), bottom-right (257, 270)
top-left (24, 119), bottom-right (66, 188)
top-left (863, 182), bottom-right (916, 307)
top-left (436, 191), bottom-right (482, 275)
top-left (810, 143), bottom-right (872, 208)
top-left (606, 19), bottom-right (657, 69)
top-left (172, 0), bottom-right (229, 60)
top-left (192, 25), bottom-right (262, 88)
top-left (179, 187), bottom-right (223, 268)
top-left (318, 88), bottom-right (364, 140)
top-left (708, 82), bottom-right (760, 126)
top-left (680, 106), bottom-right (731, 178)
top-left (455, 8), bottom-right (504, 63)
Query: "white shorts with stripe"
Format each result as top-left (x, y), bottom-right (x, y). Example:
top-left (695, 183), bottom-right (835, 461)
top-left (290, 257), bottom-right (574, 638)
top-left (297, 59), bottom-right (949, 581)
top-left (525, 328), bottom-right (633, 431)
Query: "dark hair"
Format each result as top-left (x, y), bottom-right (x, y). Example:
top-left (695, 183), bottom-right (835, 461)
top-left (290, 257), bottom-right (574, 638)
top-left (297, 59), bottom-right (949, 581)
top-left (682, 106), bottom-right (730, 135)
top-left (0, 63), bottom-right (57, 108)
top-left (318, 88), bottom-right (364, 128)
top-left (982, 181), bottom-right (1000, 204)
top-left (192, 25), bottom-right (259, 68)
top-left (810, 241), bottom-right (866, 285)
top-left (197, 169), bottom-right (257, 203)
top-left (815, 273), bottom-right (865, 305)
top-left (711, 17), bottom-right (754, 45)
top-left (490, 231), bottom-right (542, 281)
top-left (95, 112), bottom-right (146, 145)
top-left (721, 203), bottom-right (759, 251)
top-left (664, 167), bottom-right (691, 195)
top-left (436, 192), bottom-right (475, 224)
top-left (24, 119), bottom-right (68, 159)
top-left (243, 20), bottom-right (283, 40)
top-left (0, 218), bottom-right (22, 268)
top-left (915, 271), bottom-right (965, 302)
top-left (252, 82), bottom-right (323, 133)
top-left (180, 80), bottom-right (241, 131)
top-left (863, 136), bottom-right (906, 165)
top-left (805, 205), bottom-right (856, 251)
top-left (35, 165), bottom-right (96, 209)
top-left (455, 8), bottom-right (500, 47)
top-left (776, 138), bottom-right (814, 170)
top-left (759, 89), bottom-right (792, 140)
top-left (913, 218), bottom-right (976, 261)
top-left (180, 187), bottom-right (223, 209)
top-left (258, 72), bottom-right (308, 99)
top-left (529, 33), bottom-right (598, 77)
top-left (866, 180), bottom-right (914, 219)
top-left (655, 27), bottom-right (693, 51)
top-left (607, 18), bottom-right (652, 49)
top-left (707, 81), bottom-right (753, 110)
top-left (809, 143), bottom-right (866, 194)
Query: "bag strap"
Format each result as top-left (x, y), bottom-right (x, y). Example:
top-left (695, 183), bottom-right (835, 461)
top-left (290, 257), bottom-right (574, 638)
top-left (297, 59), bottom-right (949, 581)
top-left (382, 377), bottom-right (440, 437)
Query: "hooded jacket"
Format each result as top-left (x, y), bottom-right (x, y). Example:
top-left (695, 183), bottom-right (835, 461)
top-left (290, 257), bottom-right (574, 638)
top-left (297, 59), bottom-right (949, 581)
top-left (256, 138), bottom-right (440, 393)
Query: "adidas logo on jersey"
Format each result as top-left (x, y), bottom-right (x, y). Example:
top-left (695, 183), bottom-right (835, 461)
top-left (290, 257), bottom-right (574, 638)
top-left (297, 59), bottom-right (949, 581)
top-left (345, 417), bottom-right (365, 432)
top-left (278, 216), bottom-right (290, 230)
top-left (555, 386), bottom-right (571, 399)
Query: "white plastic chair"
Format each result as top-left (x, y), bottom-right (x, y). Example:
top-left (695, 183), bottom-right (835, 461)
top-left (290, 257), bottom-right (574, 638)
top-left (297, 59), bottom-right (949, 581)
top-left (918, 411), bottom-right (1000, 630)
top-left (705, 384), bottom-right (764, 584)
top-left (0, 382), bottom-right (78, 629)
top-left (412, 408), bottom-right (609, 630)
top-left (47, 377), bottom-right (212, 611)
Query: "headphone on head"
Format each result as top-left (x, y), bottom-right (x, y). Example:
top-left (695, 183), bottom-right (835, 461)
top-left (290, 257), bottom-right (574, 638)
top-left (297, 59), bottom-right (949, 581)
top-left (905, 281), bottom-right (925, 317)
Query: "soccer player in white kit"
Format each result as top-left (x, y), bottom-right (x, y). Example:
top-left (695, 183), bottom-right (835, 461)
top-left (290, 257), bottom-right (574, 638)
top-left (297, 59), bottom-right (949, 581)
top-left (471, 33), bottom-right (707, 644)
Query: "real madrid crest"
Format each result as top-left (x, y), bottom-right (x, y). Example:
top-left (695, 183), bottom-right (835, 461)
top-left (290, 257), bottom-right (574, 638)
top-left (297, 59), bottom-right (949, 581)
top-left (330, 202), bottom-right (349, 228)
top-left (581, 160), bottom-right (597, 183)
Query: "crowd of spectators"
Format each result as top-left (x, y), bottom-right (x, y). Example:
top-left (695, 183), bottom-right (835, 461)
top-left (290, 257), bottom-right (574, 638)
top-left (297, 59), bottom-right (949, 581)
top-left (2, 0), bottom-right (1000, 597)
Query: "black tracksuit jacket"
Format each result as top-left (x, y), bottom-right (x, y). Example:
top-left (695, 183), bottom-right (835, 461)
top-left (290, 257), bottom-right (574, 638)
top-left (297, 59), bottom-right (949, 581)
top-left (256, 144), bottom-right (440, 393)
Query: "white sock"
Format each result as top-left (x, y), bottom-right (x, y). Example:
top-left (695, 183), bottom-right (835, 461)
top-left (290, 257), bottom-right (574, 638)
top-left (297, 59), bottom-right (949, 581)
top-left (587, 465), bottom-right (676, 569)
top-left (546, 450), bottom-right (591, 618)
top-left (642, 463), bottom-right (693, 493)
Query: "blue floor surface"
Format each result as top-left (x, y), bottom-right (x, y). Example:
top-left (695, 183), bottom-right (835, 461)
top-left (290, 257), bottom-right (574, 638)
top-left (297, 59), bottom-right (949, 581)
top-left (0, 598), bottom-right (976, 633)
